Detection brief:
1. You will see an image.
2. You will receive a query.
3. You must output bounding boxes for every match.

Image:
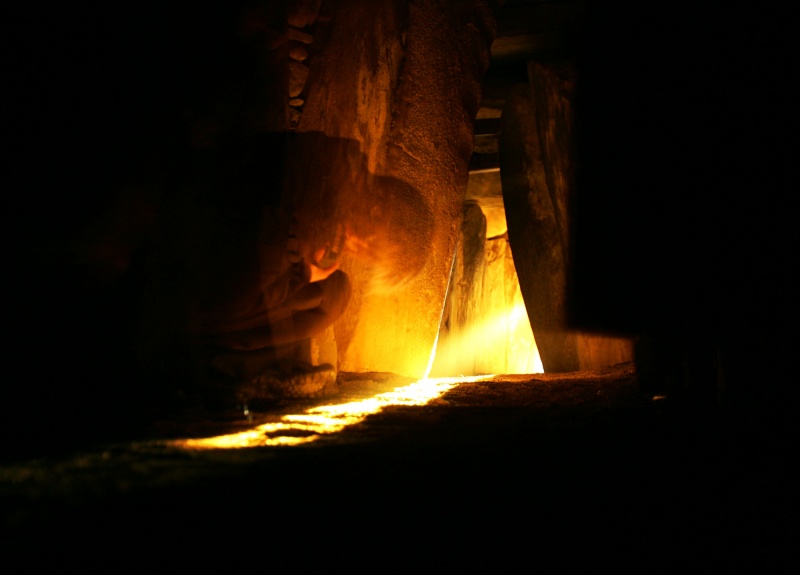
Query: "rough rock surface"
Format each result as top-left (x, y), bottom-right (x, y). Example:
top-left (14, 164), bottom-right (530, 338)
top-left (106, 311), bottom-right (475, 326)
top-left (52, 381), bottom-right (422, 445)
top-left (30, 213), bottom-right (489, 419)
top-left (292, 0), bottom-right (498, 376)
top-left (247, 363), bottom-right (337, 399)
top-left (501, 64), bottom-right (631, 372)
top-left (431, 201), bottom-right (541, 375)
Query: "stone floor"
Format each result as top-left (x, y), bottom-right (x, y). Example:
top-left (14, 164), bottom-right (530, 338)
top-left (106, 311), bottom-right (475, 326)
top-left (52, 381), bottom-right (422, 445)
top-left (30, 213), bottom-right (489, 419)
top-left (2, 363), bottom-right (797, 569)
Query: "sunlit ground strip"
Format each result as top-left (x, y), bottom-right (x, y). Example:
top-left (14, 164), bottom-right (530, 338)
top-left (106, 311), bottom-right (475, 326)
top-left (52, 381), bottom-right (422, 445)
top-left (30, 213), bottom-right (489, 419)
top-left (171, 375), bottom-right (493, 450)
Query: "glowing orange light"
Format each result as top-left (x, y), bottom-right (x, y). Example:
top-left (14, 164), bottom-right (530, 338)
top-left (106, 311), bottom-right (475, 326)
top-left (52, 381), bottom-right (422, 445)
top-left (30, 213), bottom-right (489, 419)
top-left (170, 375), bottom-right (493, 450)
top-left (430, 301), bottom-right (543, 377)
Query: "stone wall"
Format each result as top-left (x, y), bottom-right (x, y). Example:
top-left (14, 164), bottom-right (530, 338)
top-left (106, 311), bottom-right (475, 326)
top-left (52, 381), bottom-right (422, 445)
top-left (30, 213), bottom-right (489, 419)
top-left (430, 198), bottom-right (542, 377)
top-left (501, 63), bottom-right (632, 372)
top-left (290, 0), bottom-right (497, 376)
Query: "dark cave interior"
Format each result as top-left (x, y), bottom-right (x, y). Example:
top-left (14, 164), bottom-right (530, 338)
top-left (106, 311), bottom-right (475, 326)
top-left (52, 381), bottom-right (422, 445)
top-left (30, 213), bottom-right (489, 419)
top-left (3, 1), bottom-right (798, 566)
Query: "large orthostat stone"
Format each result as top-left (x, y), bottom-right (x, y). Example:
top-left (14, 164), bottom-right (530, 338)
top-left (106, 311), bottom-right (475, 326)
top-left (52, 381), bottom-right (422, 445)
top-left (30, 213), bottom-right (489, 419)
top-left (291, 0), bottom-right (497, 377)
top-left (501, 64), bottom-right (631, 372)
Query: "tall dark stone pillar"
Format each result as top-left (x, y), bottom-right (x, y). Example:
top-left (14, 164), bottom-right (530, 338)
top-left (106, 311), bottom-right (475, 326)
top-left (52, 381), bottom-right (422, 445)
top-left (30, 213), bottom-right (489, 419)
top-left (501, 63), bottom-right (631, 372)
top-left (501, 76), bottom-right (578, 373)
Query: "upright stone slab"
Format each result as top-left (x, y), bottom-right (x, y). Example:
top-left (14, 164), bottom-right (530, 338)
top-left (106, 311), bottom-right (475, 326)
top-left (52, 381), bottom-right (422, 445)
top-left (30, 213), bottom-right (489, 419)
top-left (293, 0), bottom-right (497, 377)
top-left (501, 79), bottom-right (578, 373)
top-left (501, 64), bottom-right (631, 372)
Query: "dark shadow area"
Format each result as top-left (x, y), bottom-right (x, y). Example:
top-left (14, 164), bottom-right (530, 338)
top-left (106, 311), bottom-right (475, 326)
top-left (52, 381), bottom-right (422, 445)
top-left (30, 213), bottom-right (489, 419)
top-left (2, 2), bottom-right (798, 567)
top-left (4, 1), bottom-right (433, 461)
top-left (2, 365), bottom-right (797, 569)
top-left (570, 1), bottom-right (799, 416)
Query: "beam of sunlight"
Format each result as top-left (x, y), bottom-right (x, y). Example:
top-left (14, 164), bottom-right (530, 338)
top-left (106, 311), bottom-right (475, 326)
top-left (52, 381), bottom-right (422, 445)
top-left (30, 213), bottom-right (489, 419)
top-left (422, 253), bottom-right (459, 379)
top-left (170, 375), bottom-right (494, 450)
top-left (430, 302), bottom-right (543, 377)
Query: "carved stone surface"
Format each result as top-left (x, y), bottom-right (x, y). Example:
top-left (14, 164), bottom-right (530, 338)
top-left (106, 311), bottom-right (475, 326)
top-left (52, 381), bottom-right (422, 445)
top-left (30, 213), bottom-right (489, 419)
top-left (293, 0), bottom-right (497, 376)
top-left (431, 202), bottom-right (487, 376)
top-left (431, 201), bottom-right (542, 376)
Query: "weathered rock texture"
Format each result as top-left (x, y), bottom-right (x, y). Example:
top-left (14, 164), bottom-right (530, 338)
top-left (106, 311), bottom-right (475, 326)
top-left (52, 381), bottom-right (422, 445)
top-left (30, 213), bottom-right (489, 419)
top-left (501, 63), bottom-right (631, 372)
top-left (292, 0), bottom-right (497, 377)
top-left (430, 201), bottom-right (541, 376)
